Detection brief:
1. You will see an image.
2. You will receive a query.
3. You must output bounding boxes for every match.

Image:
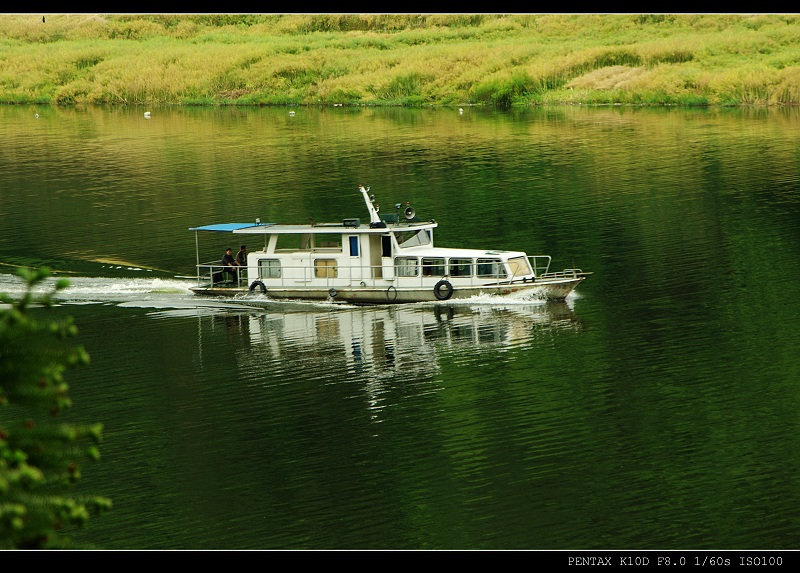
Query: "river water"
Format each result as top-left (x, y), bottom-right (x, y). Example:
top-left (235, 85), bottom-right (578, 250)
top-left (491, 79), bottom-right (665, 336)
top-left (1, 104), bottom-right (799, 550)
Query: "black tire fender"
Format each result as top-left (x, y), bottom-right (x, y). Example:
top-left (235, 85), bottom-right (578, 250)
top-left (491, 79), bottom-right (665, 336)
top-left (433, 279), bottom-right (453, 301)
top-left (249, 280), bottom-right (267, 294)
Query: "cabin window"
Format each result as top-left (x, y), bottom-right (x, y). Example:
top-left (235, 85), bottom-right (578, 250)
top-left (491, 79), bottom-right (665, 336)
top-left (476, 258), bottom-right (506, 278)
top-left (395, 229), bottom-right (431, 248)
top-left (507, 256), bottom-right (532, 278)
top-left (274, 233), bottom-right (306, 251)
top-left (448, 258), bottom-right (473, 277)
top-left (258, 259), bottom-right (281, 279)
top-left (421, 257), bottom-right (445, 277)
top-left (394, 257), bottom-right (419, 277)
top-left (313, 234), bottom-right (341, 251)
top-left (381, 235), bottom-right (392, 257)
top-left (314, 259), bottom-right (337, 278)
top-left (348, 236), bottom-right (359, 257)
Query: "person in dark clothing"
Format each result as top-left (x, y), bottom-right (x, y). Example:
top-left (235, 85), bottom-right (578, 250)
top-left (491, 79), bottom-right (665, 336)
top-left (236, 245), bottom-right (247, 267)
top-left (221, 247), bottom-right (240, 283)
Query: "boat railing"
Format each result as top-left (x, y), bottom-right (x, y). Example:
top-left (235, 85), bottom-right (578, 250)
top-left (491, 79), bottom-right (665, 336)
top-left (527, 256), bottom-right (552, 277)
top-left (195, 259), bottom-right (582, 290)
top-left (539, 269), bottom-right (586, 280)
top-left (196, 262), bottom-right (248, 288)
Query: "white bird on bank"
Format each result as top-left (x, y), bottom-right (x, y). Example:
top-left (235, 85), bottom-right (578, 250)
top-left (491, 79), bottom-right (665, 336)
top-left (144, 111), bottom-right (151, 119)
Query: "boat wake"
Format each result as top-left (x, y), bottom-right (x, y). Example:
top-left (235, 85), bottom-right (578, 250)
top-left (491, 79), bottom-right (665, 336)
top-left (431, 288), bottom-right (579, 308)
top-left (0, 271), bottom-right (363, 313)
top-left (0, 273), bottom-right (196, 303)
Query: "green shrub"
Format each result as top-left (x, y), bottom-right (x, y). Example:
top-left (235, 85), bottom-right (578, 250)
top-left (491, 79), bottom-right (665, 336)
top-left (1, 268), bottom-right (111, 549)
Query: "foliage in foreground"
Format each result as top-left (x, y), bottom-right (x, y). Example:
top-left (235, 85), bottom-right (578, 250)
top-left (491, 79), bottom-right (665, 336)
top-left (0, 267), bottom-right (111, 549)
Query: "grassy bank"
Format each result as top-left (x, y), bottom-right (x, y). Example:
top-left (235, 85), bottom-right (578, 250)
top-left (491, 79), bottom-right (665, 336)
top-left (1, 13), bottom-right (799, 108)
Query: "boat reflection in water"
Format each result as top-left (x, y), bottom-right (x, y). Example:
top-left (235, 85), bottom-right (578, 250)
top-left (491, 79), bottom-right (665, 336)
top-left (240, 300), bottom-right (580, 358)
top-left (165, 298), bottom-right (584, 416)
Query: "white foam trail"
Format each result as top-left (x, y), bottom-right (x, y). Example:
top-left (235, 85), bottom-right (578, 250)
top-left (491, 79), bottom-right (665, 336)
top-left (60, 276), bottom-right (196, 298)
top-left (0, 273), bottom-right (196, 302)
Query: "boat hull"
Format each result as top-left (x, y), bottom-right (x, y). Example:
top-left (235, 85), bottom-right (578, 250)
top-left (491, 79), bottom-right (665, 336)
top-left (189, 276), bottom-right (584, 304)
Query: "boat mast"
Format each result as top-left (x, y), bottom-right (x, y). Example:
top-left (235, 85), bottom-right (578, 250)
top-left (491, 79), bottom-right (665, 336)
top-left (359, 185), bottom-right (382, 225)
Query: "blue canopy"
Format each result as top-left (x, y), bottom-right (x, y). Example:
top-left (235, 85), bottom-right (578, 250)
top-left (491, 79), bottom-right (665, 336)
top-left (189, 223), bottom-right (257, 232)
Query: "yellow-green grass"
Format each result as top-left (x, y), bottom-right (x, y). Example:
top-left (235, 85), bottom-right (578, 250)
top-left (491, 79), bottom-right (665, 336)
top-left (1, 13), bottom-right (799, 107)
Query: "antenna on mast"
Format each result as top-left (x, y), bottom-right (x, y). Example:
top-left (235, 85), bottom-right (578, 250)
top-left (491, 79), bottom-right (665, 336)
top-left (359, 184), bottom-right (382, 224)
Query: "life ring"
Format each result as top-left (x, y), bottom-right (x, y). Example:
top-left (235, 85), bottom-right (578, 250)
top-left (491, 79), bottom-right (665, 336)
top-left (328, 287), bottom-right (338, 298)
top-left (433, 279), bottom-right (453, 301)
top-left (386, 286), bottom-right (398, 302)
top-left (249, 280), bottom-right (267, 294)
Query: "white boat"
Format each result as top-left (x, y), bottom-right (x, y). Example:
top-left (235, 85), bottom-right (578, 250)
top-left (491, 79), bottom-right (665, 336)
top-left (188, 185), bottom-right (589, 304)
